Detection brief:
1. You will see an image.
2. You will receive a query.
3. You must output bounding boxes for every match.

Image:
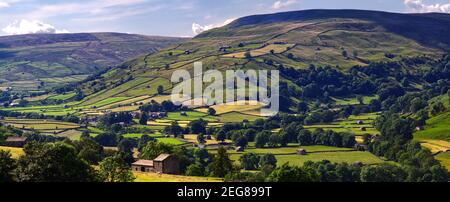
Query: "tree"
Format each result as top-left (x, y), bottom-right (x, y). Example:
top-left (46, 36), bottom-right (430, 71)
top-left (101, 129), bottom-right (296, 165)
top-left (259, 154), bottom-right (277, 168)
top-left (94, 133), bottom-right (118, 147)
top-left (268, 133), bottom-right (283, 148)
top-left (197, 134), bottom-right (206, 145)
top-left (16, 142), bottom-right (98, 182)
top-left (98, 154), bottom-right (135, 182)
top-left (297, 129), bottom-right (313, 146)
top-left (255, 131), bottom-right (271, 148)
top-left (210, 146), bottom-right (233, 177)
top-left (216, 130), bottom-right (226, 143)
top-left (185, 162), bottom-right (204, 176)
top-left (188, 119), bottom-right (207, 134)
top-left (234, 135), bottom-right (248, 148)
top-left (430, 102), bottom-right (445, 116)
top-left (207, 108), bottom-right (216, 116)
top-left (75, 137), bottom-right (104, 165)
top-left (360, 164), bottom-right (406, 182)
top-left (266, 163), bottom-right (318, 182)
top-left (239, 153), bottom-right (260, 170)
top-left (164, 121), bottom-right (183, 137)
top-left (139, 113), bottom-right (148, 125)
top-left (140, 141), bottom-right (173, 160)
top-left (0, 150), bottom-right (15, 182)
top-left (157, 85), bottom-right (164, 95)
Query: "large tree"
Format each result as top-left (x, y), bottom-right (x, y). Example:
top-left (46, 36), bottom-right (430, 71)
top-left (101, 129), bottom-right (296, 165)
top-left (98, 154), bottom-right (135, 182)
top-left (140, 141), bottom-right (173, 160)
top-left (210, 146), bottom-right (233, 177)
top-left (16, 142), bottom-right (98, 182)
top-left (0, 150), bottom-right (16, 182)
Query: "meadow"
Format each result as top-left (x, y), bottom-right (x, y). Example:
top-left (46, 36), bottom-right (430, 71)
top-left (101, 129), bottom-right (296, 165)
top-left (133, 172), bottom-right (222, 182)
top-left (0, 146), bottom-right (24, 159)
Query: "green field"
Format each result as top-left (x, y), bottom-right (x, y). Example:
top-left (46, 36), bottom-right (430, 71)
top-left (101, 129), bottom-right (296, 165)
top-left (166, 111), bottom-right (217, 122)
top-left (217, 112), bottom-right (263, 123)
top-left (1, 118), bottom-right (81, 134)
top-left (209, 143), bottom-right (383, 167)
top-left (156, 137), bottom-right (187, 145)
top-left (0, 146), bottom-right (24, 159)
top-left (414, 112), bottom-right (450, 141)
top-left (46, 92), bottom-right (76, 101)
top-left (274, 152), bottom-right (384, 166)
top-left (435, 152), bottom-right (450, 172)
top-left (133, 172), bottom-right (222, 182)
top-left (332, 95), bottom-right (379, 106)
top-left (304, 113), bottom-right (380, 136)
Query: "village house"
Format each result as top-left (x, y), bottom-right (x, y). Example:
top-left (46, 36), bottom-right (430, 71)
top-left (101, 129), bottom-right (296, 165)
top-left (4, 136), bottom-right (27, 147)
top-left (132, 154), bottom-right (180, 174)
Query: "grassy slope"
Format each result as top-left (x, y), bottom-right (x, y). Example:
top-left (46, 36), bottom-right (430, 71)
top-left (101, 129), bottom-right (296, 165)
top-left (0, 33), bottom-right (186, 92)
top-left (68, 10), bottom-right (447, 117)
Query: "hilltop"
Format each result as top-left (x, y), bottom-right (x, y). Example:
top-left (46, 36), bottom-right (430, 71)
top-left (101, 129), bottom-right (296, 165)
top-left (0, 32), bottom-right (187, 93)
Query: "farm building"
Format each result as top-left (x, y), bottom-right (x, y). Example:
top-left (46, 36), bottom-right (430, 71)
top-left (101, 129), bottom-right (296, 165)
top-left (148, 112), bottom-right (167, 119)
top-left (236, 146), bottom-right (245, 152)
top-left (132, 160), bottom-right (154, 172)
top-left (4, 136), bottom-right (27, 147)
top-left (297, 148), bottom-right (307, 155)
top-left (132, 154), bottom-right (180, 174)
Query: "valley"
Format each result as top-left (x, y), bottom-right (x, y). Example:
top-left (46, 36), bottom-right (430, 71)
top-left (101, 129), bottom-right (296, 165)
top-left (0, 9), bottom-right (449, 183)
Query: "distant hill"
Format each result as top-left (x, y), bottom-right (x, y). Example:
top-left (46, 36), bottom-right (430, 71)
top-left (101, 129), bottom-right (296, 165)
top-left (68, 9), bottom-right (449, 106)
top-left (0, 32), bottom-right (187, 93)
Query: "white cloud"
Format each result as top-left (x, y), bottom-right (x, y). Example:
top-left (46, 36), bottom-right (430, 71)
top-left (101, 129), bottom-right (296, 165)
top-left (192, 18), bottom-right (236, 35)
top-left (272, 0), bottom-right (298, 9)
top-left (0, 2), bottom-right (10, 8)
top-left (2, 19), bottom-right (69, 35)
top-left (25, 0), bottom-right (147, 19)
top-left (404, 0), bottom-right (450, 13)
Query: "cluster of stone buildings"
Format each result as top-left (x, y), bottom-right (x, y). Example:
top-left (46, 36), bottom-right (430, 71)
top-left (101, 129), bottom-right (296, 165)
top-left (132, 154), bottom-right (180, 174)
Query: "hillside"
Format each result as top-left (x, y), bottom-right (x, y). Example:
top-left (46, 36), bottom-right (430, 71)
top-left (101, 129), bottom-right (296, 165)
top-left (0, 33), bottom-right (186, 93)
top-left (71, 10), bottom-right (449, 105)
top-left (3, 9), bottom-right (449, 117)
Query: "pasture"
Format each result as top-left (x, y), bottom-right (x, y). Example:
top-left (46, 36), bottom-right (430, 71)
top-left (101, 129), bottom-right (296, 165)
top-left (0, 146), bottom-right (24, 159)
top-left (303, 113), bottom-right (380, 136)
top-left (184, 134), bottom-right (232, 146)
top-left (223, 44), bottom-right (295, 58)
top-left (216, 143), bottom-right (384, 167)
top-left (435, 152), bottom-right (450, 172)
top-left (133, 172), bottom-right (222, 182)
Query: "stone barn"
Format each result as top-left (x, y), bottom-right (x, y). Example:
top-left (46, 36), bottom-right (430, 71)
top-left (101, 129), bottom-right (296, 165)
top-left (297, 148), bottom-right (307, 155)
top-left (132, 154), bottom-right (180, 174)
top-left (132, 160), bottom-right (154, 172)
top-left (4, 136), bottom-right (27, 147)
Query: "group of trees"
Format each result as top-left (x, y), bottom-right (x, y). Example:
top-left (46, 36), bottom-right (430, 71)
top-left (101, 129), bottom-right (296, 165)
top-left (369, 113), bottom-right (449, 182)
top-left (297, 129), bottom-right (356, 148)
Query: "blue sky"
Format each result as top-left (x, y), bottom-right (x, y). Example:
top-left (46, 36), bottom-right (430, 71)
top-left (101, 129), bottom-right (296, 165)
top-left (0, 0), bottom-right (449, 37)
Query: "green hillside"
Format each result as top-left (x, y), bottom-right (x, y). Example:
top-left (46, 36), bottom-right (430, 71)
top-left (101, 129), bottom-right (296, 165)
top-left (0, 32), bottom-right (186, 93)
top-left (68, 10), bottom-right (448, 108)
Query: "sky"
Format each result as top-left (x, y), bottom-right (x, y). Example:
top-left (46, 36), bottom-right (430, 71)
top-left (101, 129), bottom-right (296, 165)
top-left (0, 0), bottom-right (449, 37)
